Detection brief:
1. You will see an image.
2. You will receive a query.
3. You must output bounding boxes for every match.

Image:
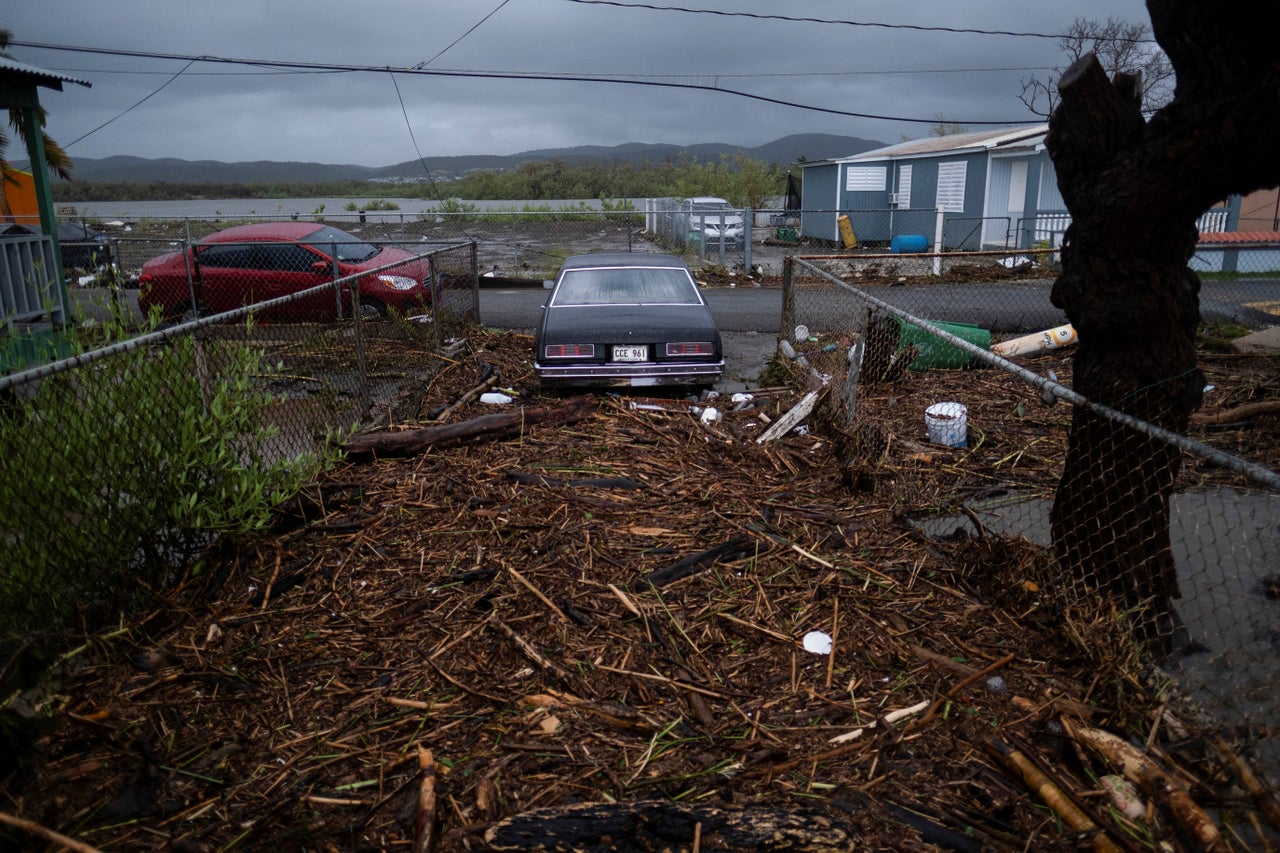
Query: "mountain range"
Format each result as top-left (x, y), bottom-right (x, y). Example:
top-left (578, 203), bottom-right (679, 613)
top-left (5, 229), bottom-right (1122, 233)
top-left (51, 133), bottom-right (888, 184)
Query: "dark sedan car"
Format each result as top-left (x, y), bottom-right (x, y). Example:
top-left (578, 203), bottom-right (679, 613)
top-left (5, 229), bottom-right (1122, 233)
top-left (137, 222), bottom-right (432, 322)
top-left (534, 253), bottom-right (723, 389)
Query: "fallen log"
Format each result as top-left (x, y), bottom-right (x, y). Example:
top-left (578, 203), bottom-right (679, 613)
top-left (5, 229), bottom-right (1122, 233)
top-left (481, 800), bottom-right (854, 852)
top-left (412, 745), bottom-right (437, 853)
top-left (1063, 719), bottom-right (1228, 853)
top-left (983, 738), bottom-right (1121, 853)
top-left (1189, 400), bottom-right (1280, 425)
top-left (756, 390), bottom-right (821, 443)
top-left (638, 535), bottom-right (758, 589)
top-left (340, 396), bottom-right (596, 460)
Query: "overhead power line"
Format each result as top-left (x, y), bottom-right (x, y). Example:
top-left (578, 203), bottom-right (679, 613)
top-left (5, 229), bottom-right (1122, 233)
top-left (414, 0), bottom-right (515, 69)
top-left (562, 0), bottom-right (1156, 43)
top-left (42, 63), bottom-right (1063, 80)
top-left (63, 58), bottom-right (195, 148)
top-left (13, 40), bottom-right (1041, 126)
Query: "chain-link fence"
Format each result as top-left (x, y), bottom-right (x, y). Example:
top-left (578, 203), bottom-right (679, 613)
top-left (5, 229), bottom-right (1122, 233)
top-left (0, 239), bottom-right (476, 656)
top-left (60, 211), bottom-right (654, 289)
top-left (778, 253), bottom-right (1280, 791)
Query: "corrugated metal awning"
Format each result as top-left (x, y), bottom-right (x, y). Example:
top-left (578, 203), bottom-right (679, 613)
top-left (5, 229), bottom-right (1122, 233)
top-left (0, 52), bottom-right (92, 89)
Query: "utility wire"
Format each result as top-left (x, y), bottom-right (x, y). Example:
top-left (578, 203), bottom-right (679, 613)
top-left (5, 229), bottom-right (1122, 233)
top-left (389, 71), bottom-right (439, 194)
top-left (62, 58), bottom-right (194, 149)
top-left (414, 0), bottom-right (515, 69)
top-left (41, 63), bottom-right (1064, 80)
top-left (563, 0), bottom-right (1155, 43)
top-left (13, 40), bottom-right (1039, 125)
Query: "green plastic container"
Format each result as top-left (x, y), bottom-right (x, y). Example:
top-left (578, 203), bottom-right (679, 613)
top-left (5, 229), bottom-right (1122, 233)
top-left (775, 226), bottom-right (797, 242)
top-left (893, 317), bottom-right (990, 370)
top-left (0, 326), bottom-right (74, 374)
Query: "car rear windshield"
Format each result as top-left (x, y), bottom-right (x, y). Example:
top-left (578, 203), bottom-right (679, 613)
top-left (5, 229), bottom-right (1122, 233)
top-left (552, 267), bottom-right (701, 306)
top-left (303, 225), bottom-right (381, 262)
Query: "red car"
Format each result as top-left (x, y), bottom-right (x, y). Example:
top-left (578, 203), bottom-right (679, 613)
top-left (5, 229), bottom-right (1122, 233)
top-left (137, 222), bottom-right (432, 322)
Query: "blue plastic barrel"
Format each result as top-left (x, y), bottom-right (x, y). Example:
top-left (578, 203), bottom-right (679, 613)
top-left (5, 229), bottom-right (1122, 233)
top-left (890, 234), bottom-right (928, 254)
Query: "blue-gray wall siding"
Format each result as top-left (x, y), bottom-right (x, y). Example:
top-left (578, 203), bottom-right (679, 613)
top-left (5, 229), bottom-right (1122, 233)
top-left (798, 163), bottom-right (840, 242)
top-left (800, 151), bottom-right (993, 247)
top-left (801, 149), bottom-right (1072, 250)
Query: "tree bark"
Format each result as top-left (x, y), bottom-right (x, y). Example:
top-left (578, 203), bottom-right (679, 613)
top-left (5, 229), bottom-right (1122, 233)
top-left (1045, 0), bottom-right (1280, 650)
top-left (339, 396), bottom-right (596, 460)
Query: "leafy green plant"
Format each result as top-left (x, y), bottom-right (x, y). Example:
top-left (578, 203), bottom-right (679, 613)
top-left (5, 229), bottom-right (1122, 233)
top-left (0, 327), bottom-right (339, 643)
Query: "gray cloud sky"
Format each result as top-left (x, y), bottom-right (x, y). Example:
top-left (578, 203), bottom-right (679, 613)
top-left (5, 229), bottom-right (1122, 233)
top-left (8, 0), bottom-right (1149, 166)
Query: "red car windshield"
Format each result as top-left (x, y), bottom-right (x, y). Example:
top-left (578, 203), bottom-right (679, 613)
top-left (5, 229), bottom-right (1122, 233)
top-left (302, 225), bottom-right (382, 263)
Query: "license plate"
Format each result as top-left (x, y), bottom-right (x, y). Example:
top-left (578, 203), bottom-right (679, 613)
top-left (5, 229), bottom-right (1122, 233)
top-left (612, 345), bottom-right (648, 362)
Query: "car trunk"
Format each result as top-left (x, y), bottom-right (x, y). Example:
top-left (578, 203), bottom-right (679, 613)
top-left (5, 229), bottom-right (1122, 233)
top-left (541, 304), bottom-right (718, 362)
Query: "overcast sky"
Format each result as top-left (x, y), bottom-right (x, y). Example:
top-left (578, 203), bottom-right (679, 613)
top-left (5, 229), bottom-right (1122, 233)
top-left (7, 0), bottom-right (1152, 167)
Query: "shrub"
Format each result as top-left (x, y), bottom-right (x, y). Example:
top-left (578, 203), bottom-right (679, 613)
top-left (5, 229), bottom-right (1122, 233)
top-left (0, 329), bottom-right (337, 644)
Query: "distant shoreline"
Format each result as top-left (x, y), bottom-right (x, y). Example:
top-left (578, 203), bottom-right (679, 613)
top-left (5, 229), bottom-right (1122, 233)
top-left (55, 198), bottom-right (613, 222)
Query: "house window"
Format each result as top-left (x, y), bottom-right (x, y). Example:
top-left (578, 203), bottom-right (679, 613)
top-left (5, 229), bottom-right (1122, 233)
top-left (845, 166), bottom-right (887, 192)
top-left (936, 161), bottom-right (967, 212)
top-left (896, 165), bottom-right (912, 208)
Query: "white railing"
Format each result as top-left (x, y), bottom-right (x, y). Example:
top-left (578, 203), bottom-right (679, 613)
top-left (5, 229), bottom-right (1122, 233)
top-left (1032, 208), bottom-right (1232, 248)
top-left (1, 232), bottom-right (65, 326)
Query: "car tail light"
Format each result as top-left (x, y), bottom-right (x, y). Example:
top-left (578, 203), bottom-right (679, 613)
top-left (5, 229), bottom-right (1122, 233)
top-left (544, 343), bottom-right (595, 358)
top-left (666, 342), bottom-right (715, 356)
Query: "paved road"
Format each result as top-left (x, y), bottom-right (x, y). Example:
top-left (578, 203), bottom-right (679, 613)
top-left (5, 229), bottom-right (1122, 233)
top-left (475, 277), bottom-right (1279, 391)
top-left (478, 278), bottom-right (1280, 338)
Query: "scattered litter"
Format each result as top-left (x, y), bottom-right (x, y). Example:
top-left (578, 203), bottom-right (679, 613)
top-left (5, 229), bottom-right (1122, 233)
top-left (802, 631), bottom-right (832, 654)
top-left (699, 407), bottom-right (723, 426)
top-left (479, 392), bottom-right (514, 405)
top-left (793, 325), bottom-right (810, 343)
top-left (985, 675), bottom-right (1006, 694)
top-left (924, 401), bottom-right (968, 447)
top-left (999, 255), bottom-right (1033, 269)
top-left (991, 324), bottom-right (1076, 357)
top-left (1204, 384), bottom-right (1216, 393)
top-left (1100, 775), bottom-right (1146, 820)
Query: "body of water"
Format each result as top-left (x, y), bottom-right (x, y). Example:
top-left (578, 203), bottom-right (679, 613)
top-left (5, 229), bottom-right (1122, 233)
top-left (60, 198), bottom-right (611, 222)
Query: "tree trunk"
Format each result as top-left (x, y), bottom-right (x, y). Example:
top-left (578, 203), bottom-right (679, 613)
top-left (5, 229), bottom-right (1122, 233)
top-left (1045, 0), bottom-right (1280, 651)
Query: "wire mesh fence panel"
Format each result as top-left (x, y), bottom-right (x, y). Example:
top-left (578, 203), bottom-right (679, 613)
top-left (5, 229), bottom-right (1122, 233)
top-left (781, 248), bottom-right (1070, 349)
top-left (0, 240), bottom-right (475, 651)
top-left (779, 254), bottom-right (1280, 790)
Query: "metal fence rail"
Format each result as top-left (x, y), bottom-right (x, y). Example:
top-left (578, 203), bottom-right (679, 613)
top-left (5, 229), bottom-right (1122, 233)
top-left (781, 254), bottom-right (1280, 789)
top-left (40, 208), bottom-right (1280, 299)
top-left (0, 241), bottom-right (476, 650)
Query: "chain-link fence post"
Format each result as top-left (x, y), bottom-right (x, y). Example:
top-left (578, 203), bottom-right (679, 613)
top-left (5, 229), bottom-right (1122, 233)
top-left (351, 278), bottom-right (371, 418)
top-left (780, 254), bottom-right (795, 341)
top-left (469, 240), bottom-right (481, 327)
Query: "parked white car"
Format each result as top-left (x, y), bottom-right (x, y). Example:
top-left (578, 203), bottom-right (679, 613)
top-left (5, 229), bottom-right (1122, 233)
top-left (682, 197), bottom-right (744, 248)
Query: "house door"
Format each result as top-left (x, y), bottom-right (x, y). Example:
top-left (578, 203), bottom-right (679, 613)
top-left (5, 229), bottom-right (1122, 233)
top-left (1008, 160), bottom-right (1028, 219)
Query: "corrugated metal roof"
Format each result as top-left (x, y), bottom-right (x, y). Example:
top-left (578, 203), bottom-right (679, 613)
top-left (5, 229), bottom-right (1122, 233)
top-left (802, 126), bottom-right (1050, 167)
top-left (846, 125), bottom-right (1048, 162)
top-left (0, 52), bottom-right (91, 88)
top-left (1198, 231), bottom-right (1280, 244)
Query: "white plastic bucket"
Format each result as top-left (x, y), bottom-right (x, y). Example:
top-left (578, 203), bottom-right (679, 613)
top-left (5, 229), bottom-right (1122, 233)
top-left (925, 402), bottom-right (968, 447)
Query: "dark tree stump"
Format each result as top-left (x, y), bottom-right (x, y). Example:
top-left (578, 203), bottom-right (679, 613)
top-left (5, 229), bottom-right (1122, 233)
top-left (1044, 0), bottom-right (1280, 650)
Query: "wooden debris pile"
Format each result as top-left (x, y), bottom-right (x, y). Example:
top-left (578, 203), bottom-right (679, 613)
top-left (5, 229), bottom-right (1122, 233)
top-left (4, 329), bottom-right (1278, 852)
